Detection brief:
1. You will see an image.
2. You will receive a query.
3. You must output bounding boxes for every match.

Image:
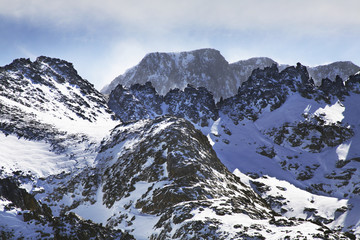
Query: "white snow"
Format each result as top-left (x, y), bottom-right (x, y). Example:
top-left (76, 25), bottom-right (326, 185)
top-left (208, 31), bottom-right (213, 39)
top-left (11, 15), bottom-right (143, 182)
top-left (72, 187), bottom-right (113, 224)
top-left (210, 117), bottom-right (221, 136)
top-left (314, 100), bottom-right (345, 125)
top-left (304, 104), bottom-right (312, 114)
top-left (0, 133), bottom-right (72, 177)
top-left (336, 142), bottom-right (352, 161)
top-left (207, 134), bottom-right (215, 146)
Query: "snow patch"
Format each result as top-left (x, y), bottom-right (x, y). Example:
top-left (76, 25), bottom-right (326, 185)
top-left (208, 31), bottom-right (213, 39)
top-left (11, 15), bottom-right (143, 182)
top-left (336, 142), bottom-right (352, 161)
top-left (314, 100), bottom-right (345, 124)
top-left (210, 118), bottom-right (221, 136)
top-left (207, 134), bottom-right (215, 146)
top-left (0, 133), bottom-right (73, 177)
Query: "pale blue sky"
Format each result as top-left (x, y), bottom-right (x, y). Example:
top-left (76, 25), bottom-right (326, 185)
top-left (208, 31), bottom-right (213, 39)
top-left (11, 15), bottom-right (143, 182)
top-left (1, 0), bottom-right (359, 90)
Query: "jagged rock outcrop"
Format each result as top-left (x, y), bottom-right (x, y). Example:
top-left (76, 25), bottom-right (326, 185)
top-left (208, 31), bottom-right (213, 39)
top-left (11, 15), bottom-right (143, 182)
top-left (230, 56), bottom-right (279, 86)
top-left (108, 82), bottom-right (218, 126)
top-left (0, 177), bottom-right (133, 239)
top-left (108, 82), bottom-right (163, 122)
top-left (218, 63), bottom-right (315, 123)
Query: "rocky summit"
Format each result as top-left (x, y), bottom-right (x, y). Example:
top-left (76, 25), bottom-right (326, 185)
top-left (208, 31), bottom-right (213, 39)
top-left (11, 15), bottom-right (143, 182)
top-left (1, 51), bottom-right (360, 239)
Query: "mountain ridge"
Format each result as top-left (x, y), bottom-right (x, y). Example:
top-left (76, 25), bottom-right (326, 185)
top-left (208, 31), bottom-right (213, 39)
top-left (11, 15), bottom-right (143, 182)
top-left (102, 48), bottom-right (360, 101)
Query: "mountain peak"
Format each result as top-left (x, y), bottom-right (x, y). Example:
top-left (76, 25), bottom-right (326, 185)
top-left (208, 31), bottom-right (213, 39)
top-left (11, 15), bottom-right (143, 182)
top-left (308, 60), bottom-right (360, 85)
top-left (231, 56), bottom-right (276, 65)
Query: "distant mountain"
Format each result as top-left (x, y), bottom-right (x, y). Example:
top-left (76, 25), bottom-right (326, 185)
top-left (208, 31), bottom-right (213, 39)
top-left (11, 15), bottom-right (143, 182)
top-left (308, 61), bottom-right (360, 85)
top-left (102, 49), bottom-right (359, 101)
top-left (102, 49), bottom-right (238, 101)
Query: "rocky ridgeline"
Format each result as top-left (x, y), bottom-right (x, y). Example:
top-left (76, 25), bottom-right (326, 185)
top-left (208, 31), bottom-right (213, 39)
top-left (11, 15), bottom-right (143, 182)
top-left (108, 82), bottom-right (218, 126)
top-left (0, 57), bottom-right (113, 123)
top-left (0, 57), bottom-right (117, 155)
top-left (103, 49), bottom-right (360, 100)
top-left (109, 63), bottom-right (360, 129)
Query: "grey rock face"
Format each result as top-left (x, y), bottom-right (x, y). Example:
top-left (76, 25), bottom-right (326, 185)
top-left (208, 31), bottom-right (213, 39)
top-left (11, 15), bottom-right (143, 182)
top-left (230, 57), bottom-right (278, 87)
top-left (308, 61), bottom-right (360, 85)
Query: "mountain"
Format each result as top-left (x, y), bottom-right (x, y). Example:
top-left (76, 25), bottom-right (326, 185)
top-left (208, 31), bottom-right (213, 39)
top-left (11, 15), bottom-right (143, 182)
top-left (102, 49), bottom-right (238, 101)
top-left (1, 54), bottom-right (360, 239)
top-left (107, 63), bottom-right (360, 238)
top-left (0, 57), bottom-right (131, 239)
top-left (308, 61), bottom-right (360, 86)
top-left (102, 49), bottom-right (360, 101)
top-left (56, 116), bottom-right (350, 239)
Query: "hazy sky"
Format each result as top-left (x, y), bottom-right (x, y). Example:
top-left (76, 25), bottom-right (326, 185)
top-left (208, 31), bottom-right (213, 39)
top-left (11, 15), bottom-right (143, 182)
top-left (1, 0), bottom-right (359, 89)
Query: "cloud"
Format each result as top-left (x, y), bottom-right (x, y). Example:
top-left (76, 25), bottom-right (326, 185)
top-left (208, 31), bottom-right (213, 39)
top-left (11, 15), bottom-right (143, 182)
top-left (1, 0), bottom-right (359, 34)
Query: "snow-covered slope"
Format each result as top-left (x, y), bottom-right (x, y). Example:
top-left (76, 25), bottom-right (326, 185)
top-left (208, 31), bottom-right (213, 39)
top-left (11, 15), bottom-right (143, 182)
top-left (0, 57), bottom-right (129, 239)
top-left (51, 116), bottom-right (347, 239)
top-left (0, 57), bottom-right (118, 176)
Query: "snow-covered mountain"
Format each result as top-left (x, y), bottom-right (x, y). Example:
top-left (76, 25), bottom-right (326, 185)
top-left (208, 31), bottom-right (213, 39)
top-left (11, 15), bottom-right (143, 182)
top-left (102, 49), bottom-right (359, 101)
top-left (0, 57), bottom-right (130, 239)
top-left (107, 63), bottom-right (360, 238)
top-left (1, 53), bottom-right (360, 239)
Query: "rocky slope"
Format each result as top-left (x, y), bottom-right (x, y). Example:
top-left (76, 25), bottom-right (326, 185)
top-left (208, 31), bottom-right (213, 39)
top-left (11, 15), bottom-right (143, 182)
top-left (56, 116), bottom-right (349, 239)
top-left (102, 49), bottom-right (359, 101)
